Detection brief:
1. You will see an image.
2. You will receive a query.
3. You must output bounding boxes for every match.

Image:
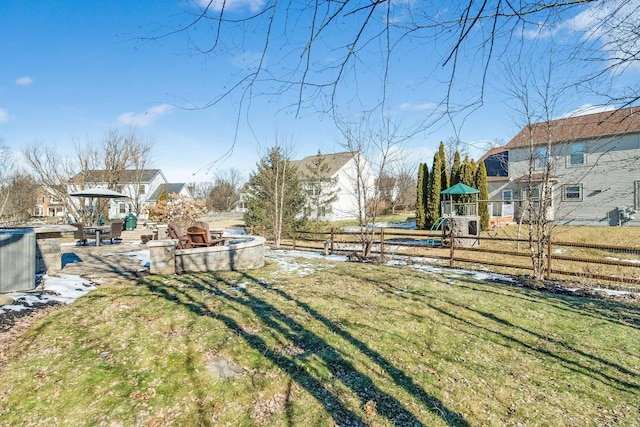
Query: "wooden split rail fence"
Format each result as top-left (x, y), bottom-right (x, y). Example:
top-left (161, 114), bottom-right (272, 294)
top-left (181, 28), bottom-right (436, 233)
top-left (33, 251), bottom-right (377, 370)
top-left (246, 226), bottom-right (640, 289)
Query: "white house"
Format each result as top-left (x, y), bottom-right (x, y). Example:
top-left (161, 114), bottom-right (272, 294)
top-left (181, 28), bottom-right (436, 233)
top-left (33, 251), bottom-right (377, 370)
top-left (68, 169), bottom-right (192, 221)
top-left (481, 106), bottom-right (640, 226)
top-left (291, 151), bottom-right (376, 222)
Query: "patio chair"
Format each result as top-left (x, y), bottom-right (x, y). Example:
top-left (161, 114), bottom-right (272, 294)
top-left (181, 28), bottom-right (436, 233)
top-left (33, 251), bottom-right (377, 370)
top-left (71, 222), bottom-right (88, 246)
top-left (167, 223), bottom-right (192, 249)
top-left (186, 225), bottom-right (209, 247)
top-left (108, 220), bottom-right (123, 244)
top-left (190, 221), bottom-right (226, 247)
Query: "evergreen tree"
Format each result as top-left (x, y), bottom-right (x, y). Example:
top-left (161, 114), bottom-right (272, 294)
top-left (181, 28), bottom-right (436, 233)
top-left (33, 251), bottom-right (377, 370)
top-left (303, 151), bottom-right (339, 227)
top-left (437, 141), bottom-right (449, 191)
top-left (426, 155), bottom-right (442, 226)
top-left (244, 146), bottom-right (307, 248)
top-left (460, 156), bottom-right (476, 187)
top-left (476, 161), bottom-right (490, 231)
top-left (415, 162), bottom-right (429, 229)
top-left (450, 151), bottom-right (461, 186)
top-left (158, 188), bottom-right (168, 203)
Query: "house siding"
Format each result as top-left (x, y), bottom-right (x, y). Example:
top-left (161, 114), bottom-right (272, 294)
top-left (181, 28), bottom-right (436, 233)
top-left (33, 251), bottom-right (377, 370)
top-left (295, 153), bottom-right (375, 222)
top-left (505, 133), bottom-right (640, 225)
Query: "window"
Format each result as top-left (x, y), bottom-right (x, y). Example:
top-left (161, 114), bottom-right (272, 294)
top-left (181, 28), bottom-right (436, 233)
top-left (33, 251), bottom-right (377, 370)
top-left (33, 207), bottom-right (44, 216)
top-left (563, 184), bottom-right (582, 201)
top-left (570, 142), bottom-right (585, 165)
top-left (526, 187), bottom-right (540, 199)
top-left (502, 189), bottom-right (512, 204)
top-left (319, 205), bottom-right (332, 217)
top-left (535, 147), bottom-right (548, 169)
top-left (36, 196), bottom-right (45, 203)
top-left (139, 185), bottom-right (146, 195)
top-left (119, 203), bottom-right (127, 214)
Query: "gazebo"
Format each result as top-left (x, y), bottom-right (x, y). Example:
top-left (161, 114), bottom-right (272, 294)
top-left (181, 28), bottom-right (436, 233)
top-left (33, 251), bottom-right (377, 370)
top-left (440, 183), bottom-right (481, 248)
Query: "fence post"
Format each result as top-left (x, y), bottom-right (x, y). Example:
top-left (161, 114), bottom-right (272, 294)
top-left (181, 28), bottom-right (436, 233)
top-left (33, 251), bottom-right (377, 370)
top-left (330, 228), bottom-right (334, 254)
top-left (380, 228), bottom-right (385, 258)
top-left (546, 238), bottom-right (552, 280)
top-left (449, 224), bottom-right (455, 267)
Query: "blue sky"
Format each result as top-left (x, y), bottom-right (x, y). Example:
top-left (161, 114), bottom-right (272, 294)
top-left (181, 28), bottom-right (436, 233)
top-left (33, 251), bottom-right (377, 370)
top-left (1, 1), bottom-right (637, 184)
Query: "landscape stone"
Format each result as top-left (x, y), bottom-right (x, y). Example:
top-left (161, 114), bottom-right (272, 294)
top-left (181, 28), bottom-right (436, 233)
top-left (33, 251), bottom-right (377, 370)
top-left (0, 295), bottom-right (15, 306)
top-left (206, 356), bottom-right (245, 379)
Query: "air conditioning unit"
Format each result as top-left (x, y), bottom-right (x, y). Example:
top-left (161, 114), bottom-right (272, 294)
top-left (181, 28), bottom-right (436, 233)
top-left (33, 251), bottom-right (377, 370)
top-left (0, 229), bottom-right (36, 293)
top-left (617, 206), bottom-right (636, 221)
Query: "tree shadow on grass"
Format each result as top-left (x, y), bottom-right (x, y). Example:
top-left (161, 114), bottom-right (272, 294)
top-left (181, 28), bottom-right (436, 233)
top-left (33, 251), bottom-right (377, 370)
top-left (428, 298), bottom-right (639, 393)
top-left (144, 274), bottom-right (470, 427)
top-left (333, 265), bottom-right (638, 393)
top-left (452, 274), bottom-right (640, 330)
top-left (240, 271), bottom-right (470, 426)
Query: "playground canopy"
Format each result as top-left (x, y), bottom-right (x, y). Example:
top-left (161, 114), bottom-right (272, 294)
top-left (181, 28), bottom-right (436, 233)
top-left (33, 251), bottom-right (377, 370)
top-left (440, 183), bottom-right (479, 195)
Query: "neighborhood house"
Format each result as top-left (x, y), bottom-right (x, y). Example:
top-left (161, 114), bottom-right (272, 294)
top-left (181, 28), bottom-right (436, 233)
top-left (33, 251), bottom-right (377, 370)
top-left (67, 169), bottom-right (192, 221)
top-left (482, 106), bottom-right (640, 226)
top-left (291, 151), bottom-right (375, 222)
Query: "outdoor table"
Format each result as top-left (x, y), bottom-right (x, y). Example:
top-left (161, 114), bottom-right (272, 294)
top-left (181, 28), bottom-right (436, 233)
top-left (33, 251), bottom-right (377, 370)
top-left (210, 229), bottom-right (224, 239)
top-left (84, 225), bottom-right (111, 246)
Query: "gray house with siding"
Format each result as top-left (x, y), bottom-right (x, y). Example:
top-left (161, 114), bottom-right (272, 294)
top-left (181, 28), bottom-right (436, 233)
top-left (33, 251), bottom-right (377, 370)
top-left (481, 106), bottom-right (640, 226)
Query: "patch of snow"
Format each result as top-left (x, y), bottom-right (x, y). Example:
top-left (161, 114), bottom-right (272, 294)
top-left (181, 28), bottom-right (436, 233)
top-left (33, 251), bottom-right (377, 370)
top-left (106, 249), bottom-right (151, 268)
top-left (605, 256), bottom-right (640, 264)
top-left (0, 248), bottom-right (150, 315)
top-left (1, 274), bottom-right (96, 314)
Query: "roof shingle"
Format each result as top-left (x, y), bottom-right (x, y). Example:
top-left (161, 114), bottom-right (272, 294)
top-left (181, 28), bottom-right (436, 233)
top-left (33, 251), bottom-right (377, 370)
top-left (506, 106), bottom-right (640, 148)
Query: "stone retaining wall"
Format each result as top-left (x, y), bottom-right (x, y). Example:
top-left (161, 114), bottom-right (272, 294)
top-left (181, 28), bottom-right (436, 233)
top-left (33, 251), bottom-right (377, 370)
top-left (148, 236), bottom-right (266, 275)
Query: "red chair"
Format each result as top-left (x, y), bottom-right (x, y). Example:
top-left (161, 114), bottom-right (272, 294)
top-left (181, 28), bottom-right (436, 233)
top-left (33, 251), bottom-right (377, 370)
top-left (167, 223), bottom-right (192, 249)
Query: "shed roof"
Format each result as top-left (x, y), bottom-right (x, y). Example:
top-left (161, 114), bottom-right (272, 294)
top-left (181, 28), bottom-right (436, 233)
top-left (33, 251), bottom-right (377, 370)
top-left (441, 183), bottom-right (479, 195)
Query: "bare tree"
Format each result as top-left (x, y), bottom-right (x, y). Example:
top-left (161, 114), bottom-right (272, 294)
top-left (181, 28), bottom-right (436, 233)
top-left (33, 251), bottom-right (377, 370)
top-left (206, 168), bottom-right (243, 212)
top-left (392, 157), bottom-right (418, 213)
top-left (153, 1), bottom-right (639, 144)
top-left (23, 144), bottom-right (87, 222)
top-left (0, 140), bottom-right (16, 219)
top-left (0, 173), bottom-right (39, 222)
top-left (504, 56), bottom-right (562, 280)
top-left (119, 130), bottom-right (155, 216)
top-left (23, 128), bottom-right (154, 223)
top-left (337, 114), bottom-right (403, 257)
top-left (444, 137), bottom-right (468, 173)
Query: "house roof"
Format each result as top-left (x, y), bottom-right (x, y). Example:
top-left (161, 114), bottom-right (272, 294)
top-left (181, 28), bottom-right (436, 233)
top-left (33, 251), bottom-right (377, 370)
top-left (478, 146), bottom-right (507, 163)
top-left (506, 106), bottom-right (640, 148)
top-left (291, 151), bottom-right (357, 178)
top-left (71, 169), bottom-right (162, 184)
top-left (147, 183), bottom-right (189, 201)
top-left (513, 174), bottom-right (558, 183)
top-left (487, 176), bottom-right (510, 182)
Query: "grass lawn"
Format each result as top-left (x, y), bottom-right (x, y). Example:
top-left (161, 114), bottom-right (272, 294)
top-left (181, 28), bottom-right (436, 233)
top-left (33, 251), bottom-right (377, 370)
top-left (1, 253), bottom-right (639, 426)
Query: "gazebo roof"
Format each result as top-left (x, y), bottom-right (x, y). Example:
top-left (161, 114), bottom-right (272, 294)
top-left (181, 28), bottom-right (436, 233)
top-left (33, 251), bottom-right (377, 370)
top-left (440, 183), bottom-right (479, 195)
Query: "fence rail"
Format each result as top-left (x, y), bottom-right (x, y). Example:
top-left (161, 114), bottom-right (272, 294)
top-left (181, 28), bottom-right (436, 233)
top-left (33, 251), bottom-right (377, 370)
top-left (245, 226), bottom-right (640, 290)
